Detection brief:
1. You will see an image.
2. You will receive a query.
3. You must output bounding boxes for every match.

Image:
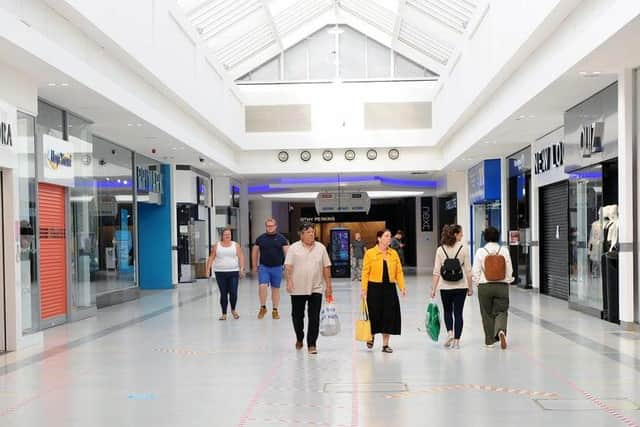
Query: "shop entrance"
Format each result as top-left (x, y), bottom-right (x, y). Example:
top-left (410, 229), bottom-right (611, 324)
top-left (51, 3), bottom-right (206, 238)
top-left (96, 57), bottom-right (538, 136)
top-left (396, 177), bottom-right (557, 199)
top-left (38, 183), bottom-right (68, 327)
top-left (0, 171), bottom-right (6, 352)
top-left (540, 181), bottom-right (569, 300)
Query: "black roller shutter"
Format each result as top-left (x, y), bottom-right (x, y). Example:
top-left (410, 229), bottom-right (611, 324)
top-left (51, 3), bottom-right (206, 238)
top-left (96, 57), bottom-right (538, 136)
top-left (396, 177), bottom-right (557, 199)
top-left (540, 181), bottom-right (569, 300)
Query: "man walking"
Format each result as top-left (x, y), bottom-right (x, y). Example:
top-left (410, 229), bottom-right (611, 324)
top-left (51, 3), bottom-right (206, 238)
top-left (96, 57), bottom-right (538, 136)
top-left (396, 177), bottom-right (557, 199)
top-left (351, 232), bottom-right (365, 281)
top-left (284, 223), bottom-right (333, 354)
top-left (252, 218), bottom-right (289, 319)
top-left (390, 230), bottom-right (405, 266)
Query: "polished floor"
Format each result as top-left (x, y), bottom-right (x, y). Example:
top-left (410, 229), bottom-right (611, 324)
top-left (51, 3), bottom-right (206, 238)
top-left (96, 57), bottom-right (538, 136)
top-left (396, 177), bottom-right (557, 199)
top-left (1, 274), bottom-right (639, 426)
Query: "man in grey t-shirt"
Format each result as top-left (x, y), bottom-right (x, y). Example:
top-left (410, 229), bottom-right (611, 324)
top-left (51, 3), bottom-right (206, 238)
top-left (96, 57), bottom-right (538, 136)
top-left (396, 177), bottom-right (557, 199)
top-left (351, 232), bottom-right (366, 281)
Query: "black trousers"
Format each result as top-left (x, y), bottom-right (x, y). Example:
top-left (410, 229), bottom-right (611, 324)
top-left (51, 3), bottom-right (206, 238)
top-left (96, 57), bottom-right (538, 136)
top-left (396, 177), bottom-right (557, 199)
top-left (291, 293), bottom-right (322, 347)
top-left (214, 271), bottom-right (239, 314)
top-left (440, 288), bottom-right (467, 339)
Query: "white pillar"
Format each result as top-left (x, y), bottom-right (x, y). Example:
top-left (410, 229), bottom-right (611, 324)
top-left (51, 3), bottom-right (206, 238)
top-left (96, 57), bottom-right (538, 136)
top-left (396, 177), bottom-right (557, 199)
top-left (500, 158), bottom-right (509, 245)
top-left (250, 199), bottom-right (273, 243)
top-left (530, 150), bottom-right (540, 289)
top-left (239, 181), bottom-right (250, 263)
top-left (618, 69), bottom-right (635, 327)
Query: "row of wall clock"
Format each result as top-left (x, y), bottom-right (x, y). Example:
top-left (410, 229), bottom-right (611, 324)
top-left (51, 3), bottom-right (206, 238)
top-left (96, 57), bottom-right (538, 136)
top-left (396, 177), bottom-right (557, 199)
top-left (277, 148), bottom-right (399, 162)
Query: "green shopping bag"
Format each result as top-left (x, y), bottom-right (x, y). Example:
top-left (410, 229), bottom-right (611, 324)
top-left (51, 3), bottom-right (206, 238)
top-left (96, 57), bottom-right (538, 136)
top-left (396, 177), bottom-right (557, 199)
top-left (425, 299), bottom-right (441, 342)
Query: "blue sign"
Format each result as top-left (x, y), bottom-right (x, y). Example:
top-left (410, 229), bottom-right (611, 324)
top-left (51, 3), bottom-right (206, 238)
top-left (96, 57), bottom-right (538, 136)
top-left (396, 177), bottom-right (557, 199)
top-left (136, 166), bottom-right (162, 195)
top-left (468, 159), bottom-right (501, 204)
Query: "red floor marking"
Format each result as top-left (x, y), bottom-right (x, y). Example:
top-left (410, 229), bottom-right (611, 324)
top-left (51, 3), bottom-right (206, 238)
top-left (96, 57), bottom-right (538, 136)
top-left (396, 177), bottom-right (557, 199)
top-left (237, 350), bottom-right (288, 427)
top-left (515, 348), bottom-right (639, 427)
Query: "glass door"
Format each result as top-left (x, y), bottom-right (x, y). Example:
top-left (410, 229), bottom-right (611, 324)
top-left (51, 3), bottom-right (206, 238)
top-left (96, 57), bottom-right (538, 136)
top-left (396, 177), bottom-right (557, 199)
top-left (0, 170), bottom-right (6, 352)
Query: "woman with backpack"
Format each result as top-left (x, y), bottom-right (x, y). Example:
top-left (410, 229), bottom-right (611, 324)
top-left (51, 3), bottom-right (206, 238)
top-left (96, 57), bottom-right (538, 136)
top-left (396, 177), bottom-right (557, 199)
top-left (431, 224), bottom-right (472, 349)
top-left (471, 227), bottom-right (513, 349)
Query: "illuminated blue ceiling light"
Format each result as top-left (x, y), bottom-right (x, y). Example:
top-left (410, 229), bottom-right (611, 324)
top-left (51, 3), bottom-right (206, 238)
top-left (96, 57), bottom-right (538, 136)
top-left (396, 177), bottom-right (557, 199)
top-left (275, 176), bottom-right (438, 187)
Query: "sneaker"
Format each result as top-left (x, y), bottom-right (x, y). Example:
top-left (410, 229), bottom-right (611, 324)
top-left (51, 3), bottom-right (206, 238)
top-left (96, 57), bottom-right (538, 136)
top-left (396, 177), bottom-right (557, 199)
top-left (498, 331), bottom-right (507, 350)
top-left (308, 346), bottom-right (318, 354)
top-left (257, 307), bottom-right (267, 319)
top-left (444, 336), bottom-right (454, 348)
top-left (484, 342), bottom-right (497, 349)
top-left (295, 341), bottom-right (303, 350)
top-left (272, 309), bottom-right (280, 320)
top-left (451, 341), bottom-right (460, 350)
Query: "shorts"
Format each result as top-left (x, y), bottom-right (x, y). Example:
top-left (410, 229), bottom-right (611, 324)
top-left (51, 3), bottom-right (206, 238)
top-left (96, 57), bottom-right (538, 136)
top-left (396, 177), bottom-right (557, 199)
top-left (258, 265), bottom-right (283, 288)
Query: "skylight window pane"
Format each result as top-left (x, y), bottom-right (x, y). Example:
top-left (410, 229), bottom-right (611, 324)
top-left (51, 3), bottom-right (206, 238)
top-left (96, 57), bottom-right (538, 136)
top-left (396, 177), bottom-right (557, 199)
top-left (394, 52), bottom-right (426, 78)
top-left (284, 40), bottom-right (308, 80)
top-left (250, 56), bottom-right (281, 81)
top-left (366, 37), bottom-right (391, 78)
top-left (339, 26), bottom-right (365, 80)
top-left (308, 27), bottom-right (335, 80)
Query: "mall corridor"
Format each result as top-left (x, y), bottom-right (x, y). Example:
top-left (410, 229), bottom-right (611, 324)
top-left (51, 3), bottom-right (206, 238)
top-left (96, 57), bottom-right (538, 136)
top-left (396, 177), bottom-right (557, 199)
top-left (0, 274), bottom-right (638, 427)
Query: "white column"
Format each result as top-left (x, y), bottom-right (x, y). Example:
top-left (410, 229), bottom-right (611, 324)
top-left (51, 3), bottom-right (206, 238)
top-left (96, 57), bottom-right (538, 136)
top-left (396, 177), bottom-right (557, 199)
top-left (239, 181), bottom-right (250, 263)
top-left (500, 158), bottom-right (509, 245)
top-left (618, 69), bottom-right (635, 327)
top-left (530, 151), bottom-right (540, 289)
top-left (250, 199), bottom-right (273, 243)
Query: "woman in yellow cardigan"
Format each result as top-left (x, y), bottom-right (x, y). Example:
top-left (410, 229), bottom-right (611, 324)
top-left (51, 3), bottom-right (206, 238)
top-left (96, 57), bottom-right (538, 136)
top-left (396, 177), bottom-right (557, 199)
top-left (361, 229), bottom-right (406, 353)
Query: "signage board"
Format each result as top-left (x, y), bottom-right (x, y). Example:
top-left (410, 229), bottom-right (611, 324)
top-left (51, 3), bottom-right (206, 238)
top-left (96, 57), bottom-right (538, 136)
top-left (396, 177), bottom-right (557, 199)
top-left (136, 165), bottom-right (162, 204)
top-left (42, 134), bottom-right (75, 187)
top-left (420, 197), bottom-right (433, 232)
top-left (0, 99), bottom-right (17, 169)
top-left (468, 159), bottom-right (501, 204)
top-left (315, 191), bottom-right (371, 214)
top-left (534, 142), bottom-right (564, 175)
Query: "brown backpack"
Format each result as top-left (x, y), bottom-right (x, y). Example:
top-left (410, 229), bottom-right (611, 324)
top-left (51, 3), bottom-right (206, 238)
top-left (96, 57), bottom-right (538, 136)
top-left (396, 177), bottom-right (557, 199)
top-left (483, 246), bottom-right (506, 282)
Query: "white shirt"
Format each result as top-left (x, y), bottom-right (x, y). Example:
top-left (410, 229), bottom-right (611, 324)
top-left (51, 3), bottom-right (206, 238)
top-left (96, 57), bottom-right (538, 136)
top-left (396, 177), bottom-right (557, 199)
top-left (212, 242), bottom-right (240, 272)
top-left (471, 243), bottom-right (514, 286)
top-left (284, 241), bottom-right (331, 295)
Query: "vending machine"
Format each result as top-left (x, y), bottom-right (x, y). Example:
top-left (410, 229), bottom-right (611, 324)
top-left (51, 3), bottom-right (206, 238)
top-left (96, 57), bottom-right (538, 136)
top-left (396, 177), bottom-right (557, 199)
top-left (329, 228), bottom-right (350, 278)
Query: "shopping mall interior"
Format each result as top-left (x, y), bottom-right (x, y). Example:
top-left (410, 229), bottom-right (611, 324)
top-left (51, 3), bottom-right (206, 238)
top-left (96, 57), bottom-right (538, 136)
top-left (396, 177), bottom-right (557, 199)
top-left (0, 1), bottom-right (639, 425)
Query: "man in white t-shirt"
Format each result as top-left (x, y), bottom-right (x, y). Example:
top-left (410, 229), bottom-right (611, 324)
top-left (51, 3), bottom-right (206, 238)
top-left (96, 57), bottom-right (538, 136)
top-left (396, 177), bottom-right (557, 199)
top-left (284, 223), bottom-right (333, 354)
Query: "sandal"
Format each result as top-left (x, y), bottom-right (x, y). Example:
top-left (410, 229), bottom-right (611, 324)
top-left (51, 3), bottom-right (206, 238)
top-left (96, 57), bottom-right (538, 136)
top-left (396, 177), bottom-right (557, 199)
top-left (232, 311), bottom-right (240, 319)
top-left (366, 337), bottom-right (374, 349)
top-left (382, 346), bottom-right (393, 353)
top-left (218, 315), bottom-right (227, 320)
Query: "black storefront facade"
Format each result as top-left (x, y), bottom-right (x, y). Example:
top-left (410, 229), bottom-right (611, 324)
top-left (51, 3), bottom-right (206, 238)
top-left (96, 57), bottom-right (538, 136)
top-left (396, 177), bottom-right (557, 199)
top-left (534, 83), bottom-right (620, 322)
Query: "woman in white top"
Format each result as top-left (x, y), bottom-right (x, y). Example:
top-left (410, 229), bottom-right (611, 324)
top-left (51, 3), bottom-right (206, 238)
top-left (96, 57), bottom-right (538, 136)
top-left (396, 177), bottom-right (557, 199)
top-left (431, 224), bottom-right (472, 349)
top-left (206, 228), bottom-right (245, 320)
top-left (471, 226), bottom-right (513, 349)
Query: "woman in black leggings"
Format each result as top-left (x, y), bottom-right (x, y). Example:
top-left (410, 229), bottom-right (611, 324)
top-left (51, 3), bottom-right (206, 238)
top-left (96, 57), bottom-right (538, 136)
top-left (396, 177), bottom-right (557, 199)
top-left (431, 225), bottom-right (473, 349)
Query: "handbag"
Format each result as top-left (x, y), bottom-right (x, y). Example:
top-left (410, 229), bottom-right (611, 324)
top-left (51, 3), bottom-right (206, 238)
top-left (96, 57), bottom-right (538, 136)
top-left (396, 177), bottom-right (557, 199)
top-left (355, 298), bottom-right (373, 342)
top-left (425, 299), bottom-right (441, 342)
top-left (320, 302), bottom-right (341, 336)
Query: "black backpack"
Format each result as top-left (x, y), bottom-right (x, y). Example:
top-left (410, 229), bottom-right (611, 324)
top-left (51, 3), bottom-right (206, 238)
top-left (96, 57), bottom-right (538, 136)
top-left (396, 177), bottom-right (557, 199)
top-left (439, 245), bottom-right (464, 282)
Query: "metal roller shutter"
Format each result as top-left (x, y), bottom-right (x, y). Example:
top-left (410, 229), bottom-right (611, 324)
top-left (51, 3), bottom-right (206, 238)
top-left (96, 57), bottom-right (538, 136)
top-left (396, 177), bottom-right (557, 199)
top-left (38, 183), bottom-right (67, 319)
top-left (540, 181), bottom-right (569, 300)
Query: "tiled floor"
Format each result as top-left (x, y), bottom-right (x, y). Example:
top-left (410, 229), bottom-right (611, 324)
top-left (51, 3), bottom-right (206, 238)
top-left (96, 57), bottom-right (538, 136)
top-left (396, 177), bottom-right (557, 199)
top-left (1, 274), bottom-right (639, 426)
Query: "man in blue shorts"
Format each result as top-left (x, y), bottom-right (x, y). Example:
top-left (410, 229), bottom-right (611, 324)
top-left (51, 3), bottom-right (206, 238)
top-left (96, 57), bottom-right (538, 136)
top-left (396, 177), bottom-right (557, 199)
top-left (252, 218), bottom-right (290, 319)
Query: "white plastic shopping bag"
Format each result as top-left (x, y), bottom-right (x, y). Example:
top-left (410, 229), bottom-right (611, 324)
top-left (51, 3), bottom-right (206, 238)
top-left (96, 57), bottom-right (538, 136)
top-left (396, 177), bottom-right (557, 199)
top-left (319, 302), bottom-right (341, 336)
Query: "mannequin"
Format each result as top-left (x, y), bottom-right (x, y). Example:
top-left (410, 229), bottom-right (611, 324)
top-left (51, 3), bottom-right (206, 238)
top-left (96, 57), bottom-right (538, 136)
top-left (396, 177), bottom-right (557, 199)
top-left (588, 208), bottom-right (603, 276)
top-left (605, 205), bottom-right (619, 252)
top-left (601, 205), bottom-right (614, 252)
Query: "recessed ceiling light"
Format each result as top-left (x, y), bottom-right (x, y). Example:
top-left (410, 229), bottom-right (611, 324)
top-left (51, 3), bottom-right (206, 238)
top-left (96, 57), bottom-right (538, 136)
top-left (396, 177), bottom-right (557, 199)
top-left (515, 115), bottom-right (526, 121)
top-left (579, 71), bottom-right (601, 77)
top-left (47, 83), bottom-right (56, 87)
top-left (127, 123), bottom-right (133, 127)
top-left (136, 123), bottom-right (143, 127)
top-left (60, 83), bottom-right (69, 87)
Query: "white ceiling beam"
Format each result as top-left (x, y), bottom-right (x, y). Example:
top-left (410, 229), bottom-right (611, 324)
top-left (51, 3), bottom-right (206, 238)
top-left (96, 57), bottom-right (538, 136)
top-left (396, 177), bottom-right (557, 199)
top-left (259, 0), bottom-right (284, 52)
top-left (392, 0), bottom-right (407, 51)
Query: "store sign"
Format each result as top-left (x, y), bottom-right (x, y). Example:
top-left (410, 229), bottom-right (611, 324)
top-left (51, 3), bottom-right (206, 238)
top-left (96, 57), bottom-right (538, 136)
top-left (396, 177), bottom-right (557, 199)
top-left (0, 101), bottom-right (17, 169)
top-left (534, 142), bottom-right (564, 175)
top-left (468, 162), bottom-right (485, 203)
top-left (136, 166), bottom-right (162, 204)
top-left (421, 197), bottom-right (433, 232)
top-left (445, 198), bottom-right (457, 211)
top-left (579, 121), bottom-right (603, 157)
top-left (42, 134), bottom-right (75, 187)
top-left (300, 216), bottom-right (336, 223)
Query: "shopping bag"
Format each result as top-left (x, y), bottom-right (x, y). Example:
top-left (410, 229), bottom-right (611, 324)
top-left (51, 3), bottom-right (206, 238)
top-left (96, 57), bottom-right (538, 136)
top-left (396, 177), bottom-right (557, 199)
top-left (425, 299), bottom-right (441, 342)
top-left (320, 302), bottom-right (341, 336)
top-left (355, 299), bottom-right (373, 342)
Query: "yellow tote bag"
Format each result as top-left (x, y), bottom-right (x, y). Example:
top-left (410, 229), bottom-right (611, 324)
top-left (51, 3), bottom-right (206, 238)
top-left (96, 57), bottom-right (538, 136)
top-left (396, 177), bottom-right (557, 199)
top-left (355, 298), bottom-right (373, 342)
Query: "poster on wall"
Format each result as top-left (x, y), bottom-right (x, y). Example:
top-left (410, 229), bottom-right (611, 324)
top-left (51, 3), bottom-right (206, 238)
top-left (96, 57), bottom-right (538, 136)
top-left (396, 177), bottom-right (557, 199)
top-left (42, 134), bottom-right (75, 187)
top-left (421, 197), bottom-right (433, 232)
top-left (0, 99), bottom-right (17, 169)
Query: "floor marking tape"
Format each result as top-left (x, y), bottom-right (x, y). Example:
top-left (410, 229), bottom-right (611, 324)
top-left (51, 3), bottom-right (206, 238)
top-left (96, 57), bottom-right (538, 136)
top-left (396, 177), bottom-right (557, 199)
top-left (385, 384), bottom-right (559, 399)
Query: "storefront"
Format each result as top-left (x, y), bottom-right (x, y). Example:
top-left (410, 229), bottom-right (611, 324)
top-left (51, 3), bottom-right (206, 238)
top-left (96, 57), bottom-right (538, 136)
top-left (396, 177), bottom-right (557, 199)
top-left (534, 83), bottom-right (620, 322)
top-left (468, 159), bottom-right (502, 255)
top-left (0, 97), bottom-right (19, 352)
top-left (174, 166), bottom-right (213, 282)
top-left (507, 148), bottom-right (532, 288)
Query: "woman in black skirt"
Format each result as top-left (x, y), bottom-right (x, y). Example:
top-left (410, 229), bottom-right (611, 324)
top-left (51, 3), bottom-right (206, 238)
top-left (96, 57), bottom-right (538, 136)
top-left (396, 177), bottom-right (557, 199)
top-left (361, 229), bottom-right (407, 353)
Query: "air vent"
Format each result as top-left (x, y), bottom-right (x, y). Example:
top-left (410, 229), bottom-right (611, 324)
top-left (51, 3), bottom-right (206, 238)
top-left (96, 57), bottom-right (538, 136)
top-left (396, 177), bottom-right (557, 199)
top-left (364, 102), bottom-right (432, 130)
top-left (245, 104), bottom-right (312, 132)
